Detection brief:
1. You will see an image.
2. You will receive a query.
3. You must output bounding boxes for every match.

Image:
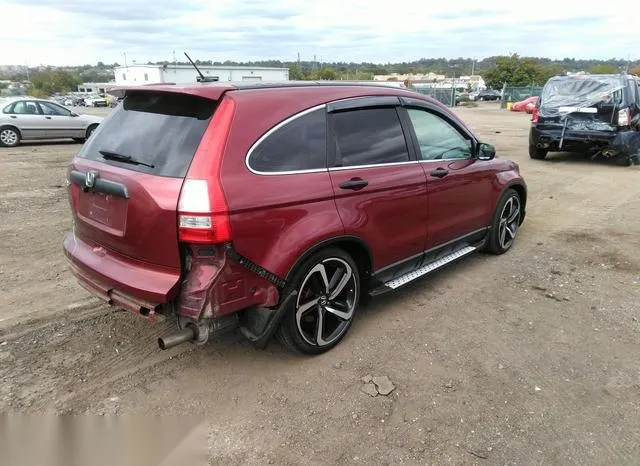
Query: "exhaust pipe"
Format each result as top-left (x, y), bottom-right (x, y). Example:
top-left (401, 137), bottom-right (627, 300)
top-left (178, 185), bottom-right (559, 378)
top-left (158, 326), bottom-right (195, 350)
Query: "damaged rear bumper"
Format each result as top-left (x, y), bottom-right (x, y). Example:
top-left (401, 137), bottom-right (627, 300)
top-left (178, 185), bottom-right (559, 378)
top-left (530, 126), bottom-right (616, 151)
top-left (63, 231), bottom-right (181, 316)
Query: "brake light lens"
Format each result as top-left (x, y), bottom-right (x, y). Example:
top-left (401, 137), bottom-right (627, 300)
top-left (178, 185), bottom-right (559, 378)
top-left (618, 108), bottom-right (630, 127)
top-left (531, 106), bottom-right (539, 124)
top-left (178, 179), bottom-right (231, 244)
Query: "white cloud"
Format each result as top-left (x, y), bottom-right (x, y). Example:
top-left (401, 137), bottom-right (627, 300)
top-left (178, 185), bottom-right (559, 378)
top-left (0, 0), bottom-right (636, 65)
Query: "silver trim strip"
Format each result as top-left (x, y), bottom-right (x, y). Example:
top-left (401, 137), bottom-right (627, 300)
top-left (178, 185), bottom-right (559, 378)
top-left (384, 246), bottom-right (477, 290)
top-left (246, 157), bottom-right (476, 177)
top-left (245, 104), bottom-right (328, 176)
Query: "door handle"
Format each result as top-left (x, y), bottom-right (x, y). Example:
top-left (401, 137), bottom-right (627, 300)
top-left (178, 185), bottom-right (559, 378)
top-left (9, 115), bottom-right (16, 119)
top-left (429, 168), bottom-right (449, 178)
top-left (45, 116), bottom-right (52, 119)
top-left (339, 178), bottom-right (369, 190)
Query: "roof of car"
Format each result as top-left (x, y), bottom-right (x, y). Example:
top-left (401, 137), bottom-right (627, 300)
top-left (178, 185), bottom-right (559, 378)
top-left (107, 81), bottom-right (415, 100)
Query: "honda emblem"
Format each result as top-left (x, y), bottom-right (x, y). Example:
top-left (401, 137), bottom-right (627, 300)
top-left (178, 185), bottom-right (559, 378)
top-left (85, 170), bottom-right (98, 188)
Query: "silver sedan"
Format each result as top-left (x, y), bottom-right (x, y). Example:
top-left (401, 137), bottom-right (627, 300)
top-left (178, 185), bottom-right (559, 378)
top-left (0, 97), bottom-right (103, 147)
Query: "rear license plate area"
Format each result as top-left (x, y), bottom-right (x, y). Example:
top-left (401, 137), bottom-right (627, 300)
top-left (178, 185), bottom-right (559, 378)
top-left (77, 192), bottom-right (127, 236)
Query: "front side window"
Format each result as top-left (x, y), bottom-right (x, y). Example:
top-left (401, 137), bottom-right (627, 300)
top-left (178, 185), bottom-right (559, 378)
top-left (248, 107), bottom-right (327, 173)
top-left (39, 102), bottom-right (72, 116)
top-left (331, 107), bottom-right (409, 167)
top-left (406, 108), bottom-right (472, 160)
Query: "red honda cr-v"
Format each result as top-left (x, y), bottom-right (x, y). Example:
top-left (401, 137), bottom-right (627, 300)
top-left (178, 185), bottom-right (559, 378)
top-left (64, 82), bottom-right (527, 354)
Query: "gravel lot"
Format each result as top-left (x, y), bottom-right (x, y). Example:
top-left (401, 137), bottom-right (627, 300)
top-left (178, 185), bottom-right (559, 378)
top-left (1, 102), bottom-right (639, 465)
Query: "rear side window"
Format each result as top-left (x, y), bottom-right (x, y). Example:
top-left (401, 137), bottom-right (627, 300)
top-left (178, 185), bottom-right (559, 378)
top-left (78, 92), bottom-right (215, 178)
top-left (331, 108), bottom-right (409, 167)
top-left (248, 107), bottom-right (327, 173)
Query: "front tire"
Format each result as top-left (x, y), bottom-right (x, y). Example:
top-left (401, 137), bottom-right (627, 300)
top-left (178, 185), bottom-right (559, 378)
top-left (484, 189), bottom-right (521, 255)
top-left (0, 127), bottom-right (20, 147)
top-left (86, 125), bottom-right (98, 140)
top-left (529, 144), bottom-right (548, 160)
top-left (276, 248), bottom-right (360, 354)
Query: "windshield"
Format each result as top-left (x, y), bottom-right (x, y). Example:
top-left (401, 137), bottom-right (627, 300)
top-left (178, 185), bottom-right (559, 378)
top-left (540, 75), bottom-right (625, 110)
top-left (78, 91), bottom-right (216, 178)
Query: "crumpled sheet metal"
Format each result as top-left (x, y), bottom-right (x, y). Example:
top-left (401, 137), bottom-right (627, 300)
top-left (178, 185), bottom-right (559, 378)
top-left (539, 75), bottom-right (625, 117)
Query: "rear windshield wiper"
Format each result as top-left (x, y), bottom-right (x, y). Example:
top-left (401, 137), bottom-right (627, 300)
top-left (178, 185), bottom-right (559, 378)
top-left (99, 150), bottom-right (155, 168)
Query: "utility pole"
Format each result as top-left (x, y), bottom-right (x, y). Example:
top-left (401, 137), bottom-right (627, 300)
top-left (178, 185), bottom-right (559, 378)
top-left (471, 59), bottom-right (476, 75)
top-left (123, 52), bottom-right (128, 68)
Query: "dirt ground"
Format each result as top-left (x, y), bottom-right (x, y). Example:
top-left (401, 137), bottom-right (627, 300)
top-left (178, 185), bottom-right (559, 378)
top-left (1, 103), bottom-right (639, 465)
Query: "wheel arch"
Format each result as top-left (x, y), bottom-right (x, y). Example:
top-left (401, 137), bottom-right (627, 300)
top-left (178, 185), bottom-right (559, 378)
top-left (0, 124), bottom-right (22, 137)
top-left (503, 181), bottom-right (527, 224)
top-left (85, 123), bottom-right (99, 138)
top-left (285, 236), bottom-right (374, 287)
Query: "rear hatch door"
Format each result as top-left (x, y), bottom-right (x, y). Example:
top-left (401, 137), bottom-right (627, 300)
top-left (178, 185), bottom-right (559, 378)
top-left (68, 91), bottom-right (216, 271)
top-left (537, 75), bottom-right (625, 132)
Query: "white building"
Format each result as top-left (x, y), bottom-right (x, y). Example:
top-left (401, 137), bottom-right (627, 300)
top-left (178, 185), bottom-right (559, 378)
top-left (78, 82), bottom-right (114, 93)
top-left (113, 64), bottom-right (289, 86)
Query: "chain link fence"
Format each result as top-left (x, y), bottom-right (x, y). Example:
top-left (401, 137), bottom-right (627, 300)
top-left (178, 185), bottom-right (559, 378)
top-left (412, 87), bottom-right (457, 107)
top-left (500, 86), bottom-right (543, 108)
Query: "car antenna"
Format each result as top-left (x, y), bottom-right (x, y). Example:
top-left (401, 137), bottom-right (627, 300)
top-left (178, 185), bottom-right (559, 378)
top-left (184, 52), bottom-right (219, 82)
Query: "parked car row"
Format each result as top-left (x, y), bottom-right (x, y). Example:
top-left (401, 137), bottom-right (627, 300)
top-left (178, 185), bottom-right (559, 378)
top-left (62, 81), bottom-right (528, 355)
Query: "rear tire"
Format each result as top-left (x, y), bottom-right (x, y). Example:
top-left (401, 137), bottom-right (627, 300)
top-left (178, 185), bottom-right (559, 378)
top-left (529, 144), bottom-right (548, 160)
top-left (484, 189), bottom-right (521, 255)
top-left (0, 127), bottom-right (20, 147)
top-left (276, 248), bottom-right (360, 354)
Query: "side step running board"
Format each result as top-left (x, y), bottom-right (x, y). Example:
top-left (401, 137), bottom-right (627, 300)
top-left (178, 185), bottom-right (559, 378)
top-left (384, 246), bottom-right (477, 290)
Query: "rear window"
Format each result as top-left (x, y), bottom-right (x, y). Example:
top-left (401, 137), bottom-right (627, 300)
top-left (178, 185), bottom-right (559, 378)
top-left (540, 75), bottom-right (626, 109)
top-left (78, 91), bottom-right (215, 178)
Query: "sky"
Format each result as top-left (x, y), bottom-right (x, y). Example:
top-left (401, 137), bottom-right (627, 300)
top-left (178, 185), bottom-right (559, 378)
top-left (1, 0), bottom-right (637, 66)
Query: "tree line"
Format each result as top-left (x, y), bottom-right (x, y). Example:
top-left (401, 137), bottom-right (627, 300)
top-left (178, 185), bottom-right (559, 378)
top-left (5, 55), bottom-right (638, 97)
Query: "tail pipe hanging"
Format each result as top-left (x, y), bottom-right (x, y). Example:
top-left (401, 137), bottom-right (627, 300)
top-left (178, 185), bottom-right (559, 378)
top-left (158, 326), bottom-right (196, 350)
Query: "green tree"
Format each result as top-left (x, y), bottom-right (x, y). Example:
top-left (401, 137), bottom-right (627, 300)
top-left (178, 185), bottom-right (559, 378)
top-left (29, 70), bottom-right (81, 95)
top-left (312, 67), bottom-right (338, 80)
top-left (589, 64), bottom-right (617, 74)
top-left (483, 54), bottom-right (562, 89)
top-left (288, 63), bottom-right (309, 80)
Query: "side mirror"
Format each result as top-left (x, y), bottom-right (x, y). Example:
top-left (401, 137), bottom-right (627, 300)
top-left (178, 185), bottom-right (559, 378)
top-left (70, 112), bottom-right (79, 117)
top-left (477, 142), bottom-right (496, 160)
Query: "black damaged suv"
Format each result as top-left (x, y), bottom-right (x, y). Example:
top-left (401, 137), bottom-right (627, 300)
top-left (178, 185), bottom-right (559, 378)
top-left (529, 73), bottom-right (640, 165)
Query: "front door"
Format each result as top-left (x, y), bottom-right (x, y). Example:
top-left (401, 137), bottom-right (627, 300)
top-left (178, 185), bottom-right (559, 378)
top-left (401, 105), bottom-right (494, 249)
top-left (327, 101), bottom-right (428, 275)
top-left (37, 101), bottom-right (84, 139)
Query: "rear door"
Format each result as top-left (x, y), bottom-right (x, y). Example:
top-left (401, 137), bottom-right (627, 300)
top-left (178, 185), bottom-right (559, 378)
top-left (400, 101), bottom-right (494, 249)
top-left (37, 101), bottom-right (84, 138)
top-left (68, 91), bottom-right (216, 270)
top-left (327, 97), bottom-right (428, 273)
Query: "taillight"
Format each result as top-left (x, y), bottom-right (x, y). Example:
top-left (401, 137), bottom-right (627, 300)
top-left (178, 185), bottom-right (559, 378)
top-left (178, 179), bottom-right (231, 244)
top-left (178, 97), bottom-right (235, 245)
top-left (618, 108), bottom-right (630, 127)
top-left (531, 106), bottom-right (539, 124)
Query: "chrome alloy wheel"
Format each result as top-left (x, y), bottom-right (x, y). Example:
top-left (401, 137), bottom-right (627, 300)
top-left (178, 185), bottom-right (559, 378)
top-left (498, 195), bottom-right (521, 250)
top-left (0, 128), bottom-right (19, 146)
top-left (295, 257), bottom-right (357, 347)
